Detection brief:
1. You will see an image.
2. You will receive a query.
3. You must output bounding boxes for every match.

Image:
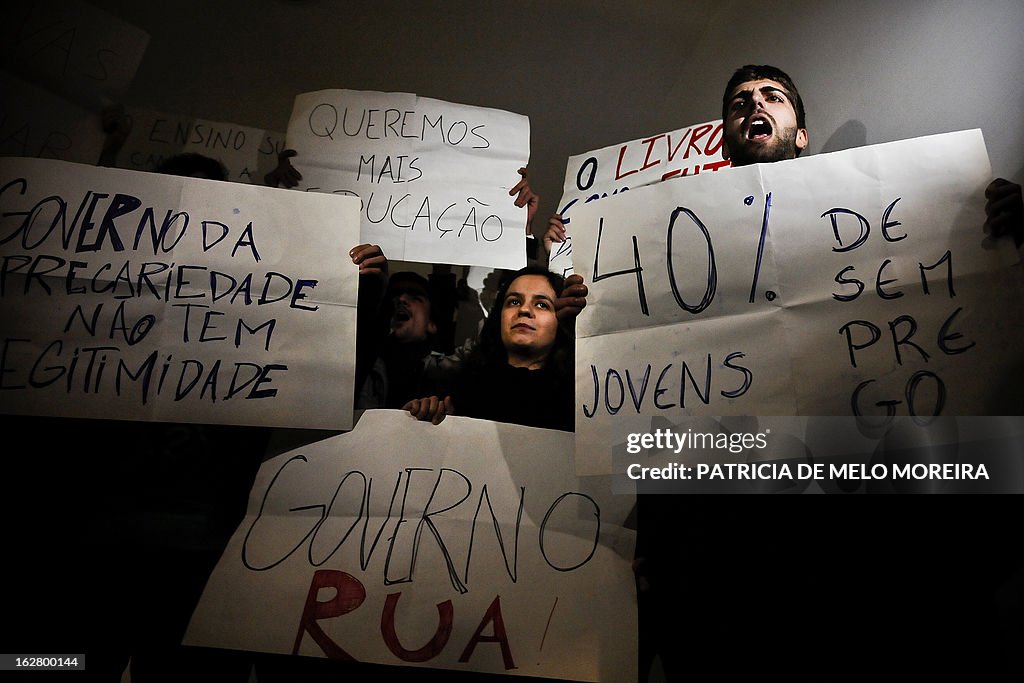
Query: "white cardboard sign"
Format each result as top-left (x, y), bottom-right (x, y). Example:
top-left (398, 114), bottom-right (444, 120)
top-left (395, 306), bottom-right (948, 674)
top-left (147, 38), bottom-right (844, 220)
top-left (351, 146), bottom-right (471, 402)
top-left (570, 130), bottom-right (1024, 472)
top-left (186, 410), bottom-right (637, 681)
top-left (0, 157), bottom-right (361, 429)
top-left (285, 90), bottom-right (530, 270)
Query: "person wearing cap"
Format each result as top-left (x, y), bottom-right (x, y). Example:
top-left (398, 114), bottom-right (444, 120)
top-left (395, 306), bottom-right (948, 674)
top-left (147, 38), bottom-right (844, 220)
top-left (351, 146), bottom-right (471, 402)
top-left (349, 246), bottom-right (469, 411)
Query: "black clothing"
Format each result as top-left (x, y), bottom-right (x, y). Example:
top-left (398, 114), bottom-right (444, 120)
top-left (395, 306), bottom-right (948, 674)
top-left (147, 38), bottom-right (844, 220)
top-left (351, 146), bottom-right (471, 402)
top-left (371, 337), bottom-right (460, 409)
top-left (5, 414), bottom-right (269, 682)
top-left (453, 361), bottom-right (574, 432)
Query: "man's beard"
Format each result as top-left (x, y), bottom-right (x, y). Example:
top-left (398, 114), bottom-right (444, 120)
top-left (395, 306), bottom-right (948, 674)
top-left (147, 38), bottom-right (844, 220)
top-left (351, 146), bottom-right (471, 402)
top-left (729, 126), bottom-right (800, 167)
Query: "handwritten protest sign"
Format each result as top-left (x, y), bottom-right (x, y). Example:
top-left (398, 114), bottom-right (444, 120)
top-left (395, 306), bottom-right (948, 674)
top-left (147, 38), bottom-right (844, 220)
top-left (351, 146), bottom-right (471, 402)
top-left (285, 90), bottom-right (530, 270)
top-left (0, 69), bottom-right (105, 165)
top-left (570, 130), bottom-right (1024, 472)
top-left (186, 410), bottom-right (637, 681)
top-left (0, 157), bottom-right (361, 429)
top-left (549, 119), bottom-right (730, 277)
top-left (0, 0), bottom-right (150, 108)
top-left (115, 107), bottom-right (288, 185)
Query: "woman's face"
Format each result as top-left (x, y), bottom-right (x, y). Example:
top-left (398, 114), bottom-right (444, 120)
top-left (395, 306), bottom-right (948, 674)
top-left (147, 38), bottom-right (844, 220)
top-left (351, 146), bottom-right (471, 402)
top-left (500, 274), bottom-right (559, 365)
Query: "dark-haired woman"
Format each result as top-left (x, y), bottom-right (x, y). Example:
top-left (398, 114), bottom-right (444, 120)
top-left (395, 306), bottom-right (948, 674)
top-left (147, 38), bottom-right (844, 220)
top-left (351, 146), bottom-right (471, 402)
top-left (404, 265), bottom-right (581, 432)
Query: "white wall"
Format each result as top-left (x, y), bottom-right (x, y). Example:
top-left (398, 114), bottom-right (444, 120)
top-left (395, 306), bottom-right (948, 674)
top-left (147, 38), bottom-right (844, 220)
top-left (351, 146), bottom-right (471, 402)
top-left (83, 0), bottom-right (1024, 234)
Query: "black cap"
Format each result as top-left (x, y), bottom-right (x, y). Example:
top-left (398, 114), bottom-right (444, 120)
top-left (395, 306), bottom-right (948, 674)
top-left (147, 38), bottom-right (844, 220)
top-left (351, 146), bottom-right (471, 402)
top-left (386, 271), bottom-right (431, 299)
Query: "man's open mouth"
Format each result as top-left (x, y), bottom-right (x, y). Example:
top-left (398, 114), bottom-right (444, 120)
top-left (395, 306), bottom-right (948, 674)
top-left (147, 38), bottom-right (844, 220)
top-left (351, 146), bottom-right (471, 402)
top-left (747, 118), bottom-right (773, 141)
top-left (392, 308), bottom-right (411, 323)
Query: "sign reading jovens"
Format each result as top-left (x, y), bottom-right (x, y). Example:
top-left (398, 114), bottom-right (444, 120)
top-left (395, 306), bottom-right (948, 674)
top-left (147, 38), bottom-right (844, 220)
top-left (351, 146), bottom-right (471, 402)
top-left (185, 410), bottom-right (637, 682)
top-left (549, 119), bottom-right (730, 277)
top-left (571, 130), bottom-right (1024, 472)
top-left (0, 157), bottom-right (360, 430)
top-left (285, 90), bottom-right (530, 270)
